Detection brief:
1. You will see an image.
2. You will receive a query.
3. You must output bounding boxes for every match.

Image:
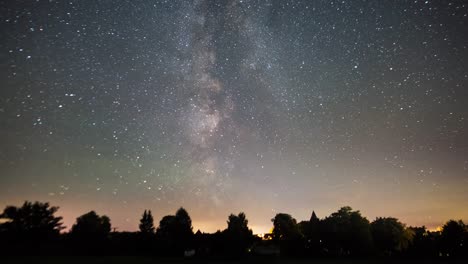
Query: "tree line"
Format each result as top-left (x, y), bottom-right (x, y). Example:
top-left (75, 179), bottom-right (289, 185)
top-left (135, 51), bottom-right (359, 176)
top-left (0, 201), bottom-right (466, 259)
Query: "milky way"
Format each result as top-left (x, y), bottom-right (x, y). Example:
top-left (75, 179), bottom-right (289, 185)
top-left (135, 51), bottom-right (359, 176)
top-left (1, 0), bottom-right (467, 233)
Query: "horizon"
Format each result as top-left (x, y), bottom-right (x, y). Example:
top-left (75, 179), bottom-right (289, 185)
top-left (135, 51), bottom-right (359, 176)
top-left (0, 199), bottom-right (460, 234)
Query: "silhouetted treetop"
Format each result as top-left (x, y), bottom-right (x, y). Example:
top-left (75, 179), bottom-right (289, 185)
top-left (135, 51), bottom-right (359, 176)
top-left (157, 215), bottom-right (176, 236)
top-left (1, 202), bottom-right (467, 259)
top-left (156, 207), bottom-right (194, 255)
top-left (71, 211), bottom-right (111, 238)
top-left (175, 207), bottom-right (192, 231)
top-left (371, 217), bottom-right (414, 255)
top-left (227, 212), bottom-right (250, 233)
top-left (0, 201), bottom-right (64, 238)
top-left (271, 213), bottom-right (301, 241)
top-left (440, 219), bottom-right (466, 256)
top-left (139, 209), bottom-right (155, 234)
top-left (223, 212), bottom-right (255, 255)
top-left (321, 206), bottom-right (373, 255)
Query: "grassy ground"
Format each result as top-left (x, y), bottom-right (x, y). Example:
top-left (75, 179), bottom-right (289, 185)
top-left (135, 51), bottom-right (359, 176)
top-left (2, 256), bottom-right (467, 264)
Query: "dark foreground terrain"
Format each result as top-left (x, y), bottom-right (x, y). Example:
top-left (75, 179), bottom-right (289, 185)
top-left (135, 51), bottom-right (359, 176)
top-left (3, 256), bottom-right (467, 264)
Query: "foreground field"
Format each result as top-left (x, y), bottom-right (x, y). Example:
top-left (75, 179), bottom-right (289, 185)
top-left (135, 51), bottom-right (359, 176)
top-left (2, 256), bottom-right (468, 264)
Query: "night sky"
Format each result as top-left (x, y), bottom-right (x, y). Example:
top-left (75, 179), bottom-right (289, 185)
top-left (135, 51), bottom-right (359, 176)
top-left (1, 0), bottom-right (467, 233)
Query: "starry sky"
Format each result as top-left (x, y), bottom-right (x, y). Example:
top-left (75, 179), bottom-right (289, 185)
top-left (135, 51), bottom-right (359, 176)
top-left (1, 0), bottom-right (467, 233)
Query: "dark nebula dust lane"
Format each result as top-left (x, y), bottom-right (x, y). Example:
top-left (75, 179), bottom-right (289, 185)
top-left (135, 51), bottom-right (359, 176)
top-left (0, 0), bottom-right (467, 233)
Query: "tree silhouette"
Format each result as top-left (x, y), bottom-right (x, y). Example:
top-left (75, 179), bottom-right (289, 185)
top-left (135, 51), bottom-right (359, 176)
top-left (226, 212), bottom-right (250, 235)
top-left (156, 207), bottom-right (194, 255)
top-left (321, 206), bottom-right (372, 256)
top-left (139, 210), bottom-right (155, 234)
top-left (0, 201), bottom-right (64, 240)
top-left (440, 220), bottom-right (466, 257)
top-left (271, 213), bottom-right (301, 241)
top-left (371, 217), bottom-right (414, 256)
top-left (71, 211), bottom-right (111, 239)
top-left (1, 202), bottom-right (467, 258)
top-left (407, 226), bottom-right (437, 257)
top-left (271, 213), bottom-right (303, 255)
top-left (157, 215), bottom-right (176, 239)
top-left (223, 212), bottom-right (254, 255)
top-left (175, 207), bottom-right (193, 237)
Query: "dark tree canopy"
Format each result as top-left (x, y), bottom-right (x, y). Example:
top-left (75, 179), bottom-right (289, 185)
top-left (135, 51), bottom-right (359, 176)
top-left (271, 213), bottom-right (301, 241)
top-left (157, 215), bottom-right (176, 238)
top-left (156, 207), bottom-right (194, 255)
top-left (226, 212), bottom-right (250, 234)
top-left (0, 201), bottom-right (64, 239)
top-left (0, 202), bottom-right (467, 259)
top-left (371, 217), bottom-right (413, 255)
top-left (406, 226), bottom-right (438, 257)
top-left (71, 211), bottom-right (111, 238)
top-left (440, 220), bottom-right (466, 257)
top-left (321, 206), bottom-right (373, 255)
top-left (223, 212), bottom-right (254, 255)
top-left (175, 207), bottom-right (193, 233)
top-left (139, 210), bottom-right (155, 234)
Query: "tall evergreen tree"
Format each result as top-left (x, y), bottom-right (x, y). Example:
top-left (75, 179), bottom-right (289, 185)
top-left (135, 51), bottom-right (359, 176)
top-left (139, 210), bottom-right (155, 233)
